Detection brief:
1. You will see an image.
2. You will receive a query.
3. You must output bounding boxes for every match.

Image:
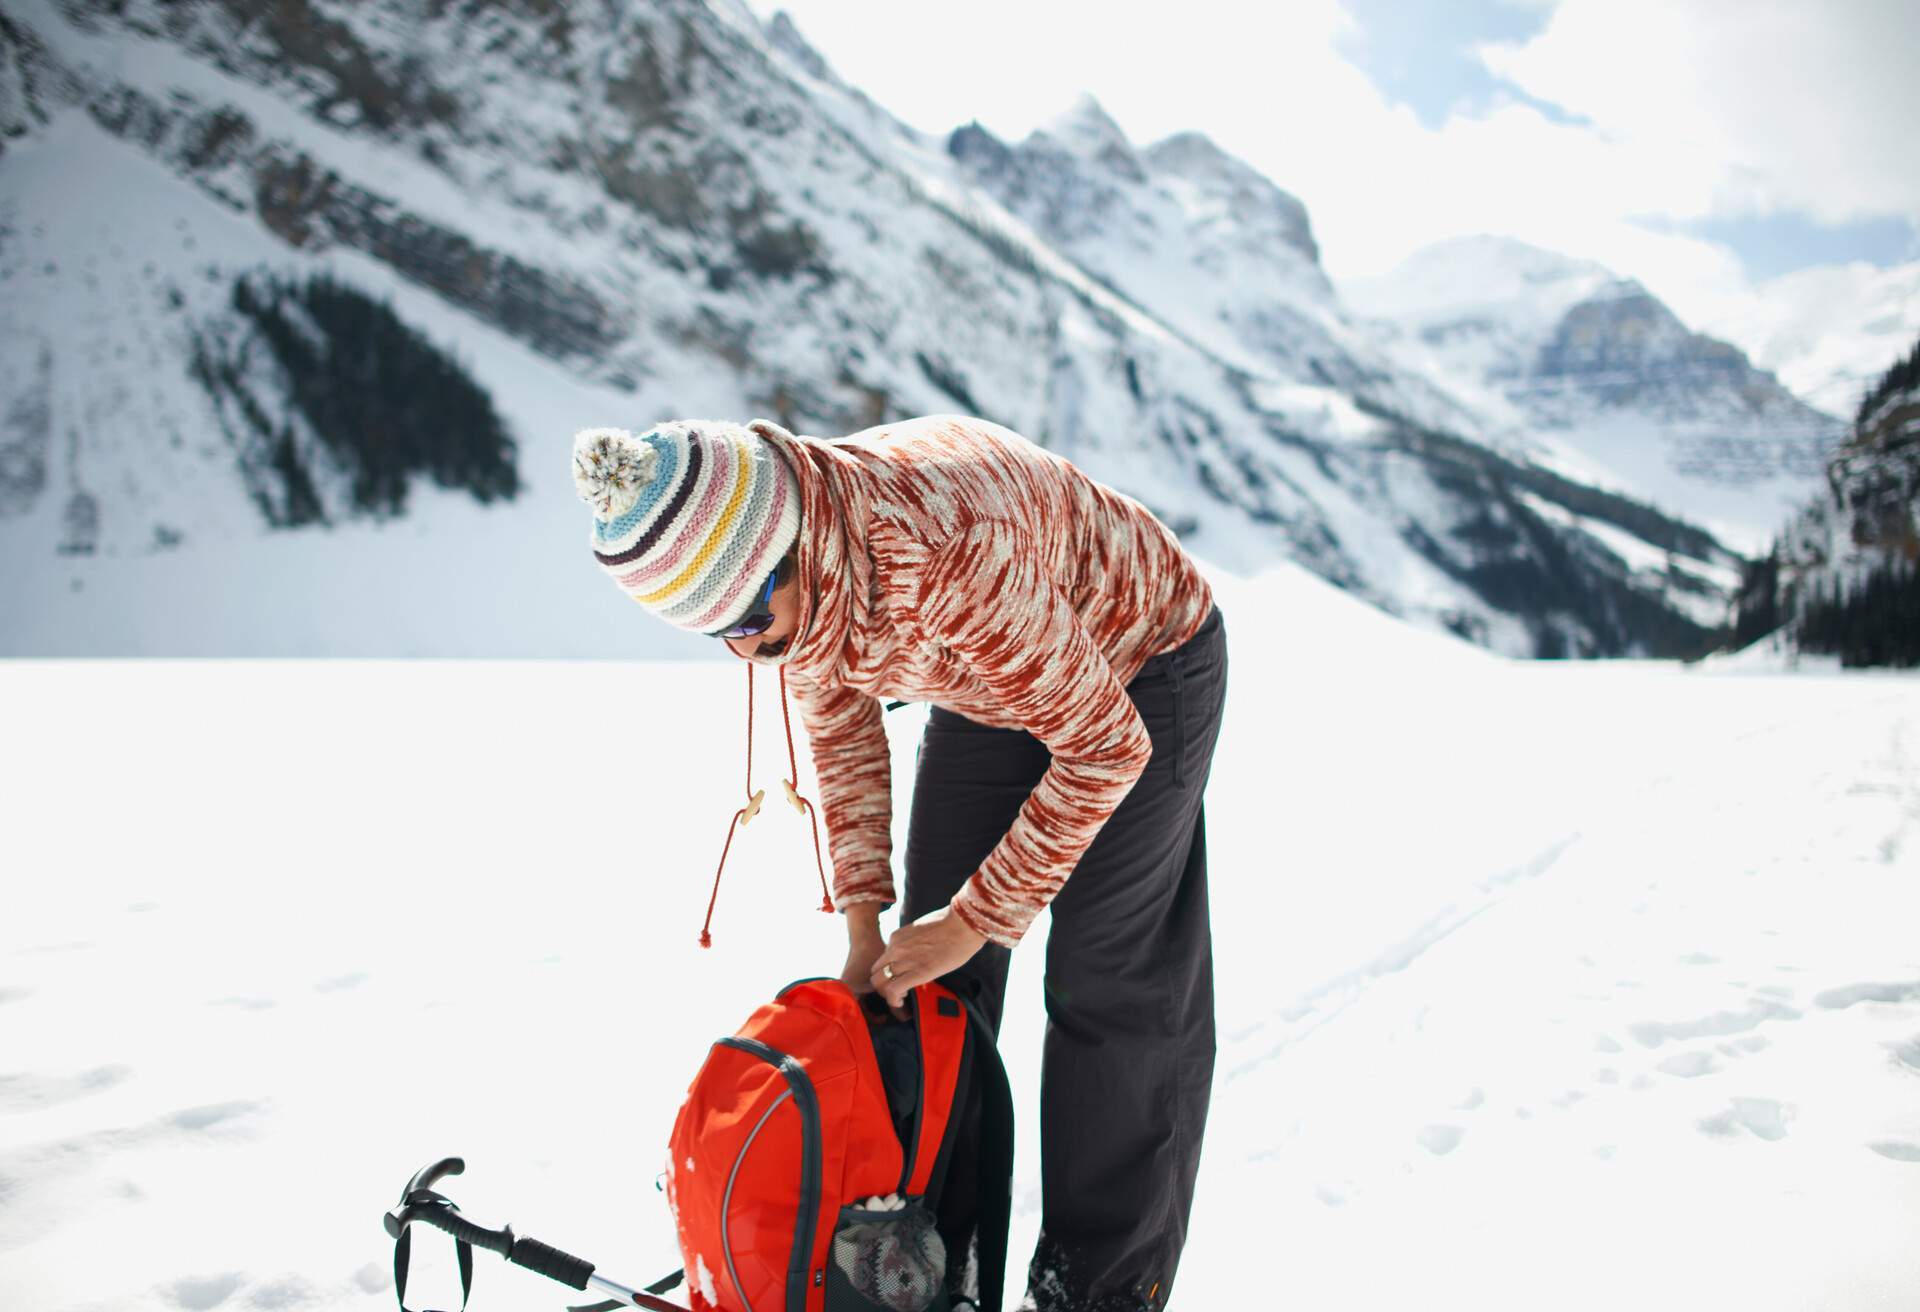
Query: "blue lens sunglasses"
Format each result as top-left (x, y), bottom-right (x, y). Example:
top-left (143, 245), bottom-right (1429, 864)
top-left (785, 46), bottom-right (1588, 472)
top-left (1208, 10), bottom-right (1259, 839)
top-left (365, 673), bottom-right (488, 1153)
top-left (713, 554), bottom-right (794, 639)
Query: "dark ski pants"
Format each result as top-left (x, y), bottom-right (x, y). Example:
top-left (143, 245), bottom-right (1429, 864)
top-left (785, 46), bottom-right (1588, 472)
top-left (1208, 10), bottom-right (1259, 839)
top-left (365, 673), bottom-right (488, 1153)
top-left (902, 603), bottom-right (1228, 1312)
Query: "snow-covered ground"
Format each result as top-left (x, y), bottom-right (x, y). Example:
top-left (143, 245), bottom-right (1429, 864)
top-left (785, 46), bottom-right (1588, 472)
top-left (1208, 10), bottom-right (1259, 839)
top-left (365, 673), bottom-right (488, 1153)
top-left (3, 562), bottom-right (1918, 1311)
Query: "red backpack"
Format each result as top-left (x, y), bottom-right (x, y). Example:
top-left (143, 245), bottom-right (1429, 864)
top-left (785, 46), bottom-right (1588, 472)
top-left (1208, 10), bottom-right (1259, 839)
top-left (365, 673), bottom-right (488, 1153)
top-left (663, 978), bottom-right (1012, 1312)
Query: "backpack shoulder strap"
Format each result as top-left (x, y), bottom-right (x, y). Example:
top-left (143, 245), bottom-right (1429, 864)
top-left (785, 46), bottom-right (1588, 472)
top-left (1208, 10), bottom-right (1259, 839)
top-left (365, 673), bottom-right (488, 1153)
top-left (959, 994), bottom-right (1014, 1312)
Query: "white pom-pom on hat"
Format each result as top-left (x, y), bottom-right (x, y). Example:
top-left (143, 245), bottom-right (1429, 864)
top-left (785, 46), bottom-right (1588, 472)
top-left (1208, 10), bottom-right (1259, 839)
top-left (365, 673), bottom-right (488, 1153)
top-left (572, 427), bottom-right (661, 520)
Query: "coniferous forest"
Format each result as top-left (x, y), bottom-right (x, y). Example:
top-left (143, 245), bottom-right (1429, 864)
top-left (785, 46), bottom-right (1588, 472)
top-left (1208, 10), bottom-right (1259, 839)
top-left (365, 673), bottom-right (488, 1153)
top-left (1796, 562), bottom-right (1920, 666)
top-left (1854, 335), bottom-right (1920, 429)
top-left (191, 272), bottom-right (521, 526)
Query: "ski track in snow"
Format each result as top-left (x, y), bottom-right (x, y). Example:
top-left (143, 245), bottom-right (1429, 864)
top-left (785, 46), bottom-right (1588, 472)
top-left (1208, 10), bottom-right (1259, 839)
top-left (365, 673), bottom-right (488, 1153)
top-left (2, 614), bottom-right (1919, 1309)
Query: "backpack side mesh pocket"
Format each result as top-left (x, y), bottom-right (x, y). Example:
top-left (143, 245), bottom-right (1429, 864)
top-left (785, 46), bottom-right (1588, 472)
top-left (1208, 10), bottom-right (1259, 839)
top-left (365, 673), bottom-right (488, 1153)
top-left (826, 1199), bottom-right (948, 1312)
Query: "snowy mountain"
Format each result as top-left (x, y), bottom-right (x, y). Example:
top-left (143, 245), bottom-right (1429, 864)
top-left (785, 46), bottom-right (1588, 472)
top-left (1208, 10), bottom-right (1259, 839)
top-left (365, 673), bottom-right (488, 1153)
top-left (2, 0), bottom-right (1748, 659)
top-left (1344, 236), bottom-right (1844, 553)
top-left (946, 96), bottom-right (1484, 442)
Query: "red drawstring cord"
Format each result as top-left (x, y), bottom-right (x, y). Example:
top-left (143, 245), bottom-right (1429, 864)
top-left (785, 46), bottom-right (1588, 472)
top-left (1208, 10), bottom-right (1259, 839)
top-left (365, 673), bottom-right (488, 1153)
top-left (698, 660), bottom-right (835, 948)
top-left (700, 661), bottom-right (763, 948)
top-left (778, 664), bottom-right (835, 915)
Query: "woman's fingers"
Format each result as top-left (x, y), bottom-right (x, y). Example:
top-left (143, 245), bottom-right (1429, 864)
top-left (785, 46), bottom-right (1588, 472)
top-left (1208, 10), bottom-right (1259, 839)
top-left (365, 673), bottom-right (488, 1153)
top-left (871, 911), bottom-right (986, 1011)
top-left (871, 924), bottom-right (916, 1001)
top-left (869, 953), bottom-right (922, 1012)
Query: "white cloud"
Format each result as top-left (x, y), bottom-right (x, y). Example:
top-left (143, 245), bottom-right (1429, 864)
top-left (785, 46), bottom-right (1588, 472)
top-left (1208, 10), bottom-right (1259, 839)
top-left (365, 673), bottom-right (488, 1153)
top-left (1481, 0), bottom-right (1920, 224)
top-left (1702, 261), bottom-right (1920, 415)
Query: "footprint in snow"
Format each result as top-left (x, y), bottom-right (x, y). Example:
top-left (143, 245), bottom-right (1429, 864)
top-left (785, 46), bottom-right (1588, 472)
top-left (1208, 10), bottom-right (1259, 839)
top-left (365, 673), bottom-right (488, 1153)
top-left (1417, 1124), bottom-right (1464, 1155)
top-left (170, 1101), bottom-right (261, 1133)
top-left (1868, 1142), bottom-right (1920, 1163)
top-left (165, 1272), bottom-right (244, 1310)
top-left (245, 1274), bottom-right (317, 1308)
top-left (1679, 952), bottom-right (1721, 965)
top-left (1814, 980), bottom-right (1920, 1010)
top-left (0, 1064), bottom-right (132, 1111)
top-left (313, 973), bottom-right (369, 993)
top-left (1886, 1035), bottom-right (1920, 1075)
top-left (1697, 1096), bottom-right (1791, 1141)
top-left (1656, 1051), bottom-right (1719, 1078)
top-left (1452, 1086), bottom-right (1484, 1111)
top-left (1629, 999), bottom-right (1800, 1047)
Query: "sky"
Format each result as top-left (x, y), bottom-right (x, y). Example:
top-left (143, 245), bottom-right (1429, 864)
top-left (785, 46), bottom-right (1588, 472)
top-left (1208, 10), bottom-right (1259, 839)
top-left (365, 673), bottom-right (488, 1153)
top-left (744, 0), bottom-right (1920, 350)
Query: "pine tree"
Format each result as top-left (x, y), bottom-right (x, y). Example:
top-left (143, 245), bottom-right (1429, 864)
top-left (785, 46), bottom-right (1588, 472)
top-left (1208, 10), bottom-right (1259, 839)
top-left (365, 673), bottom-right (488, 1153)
top-left (226, 271), bottom-right (522, 520)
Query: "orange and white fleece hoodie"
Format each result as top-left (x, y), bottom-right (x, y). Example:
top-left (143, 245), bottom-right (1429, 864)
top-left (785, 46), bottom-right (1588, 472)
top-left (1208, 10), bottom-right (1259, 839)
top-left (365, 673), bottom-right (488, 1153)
top-left (742, 415), bottom-right (1214, 949)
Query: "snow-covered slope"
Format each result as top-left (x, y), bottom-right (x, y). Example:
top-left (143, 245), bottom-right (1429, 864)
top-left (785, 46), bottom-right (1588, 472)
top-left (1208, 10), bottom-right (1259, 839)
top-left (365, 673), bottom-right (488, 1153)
top-left (1345, 236), bottom-right (1844, 552)
top-left (4, 562), bottom-right (1917, 1311)
top-left (2, 0), bottom-right (1746, 658)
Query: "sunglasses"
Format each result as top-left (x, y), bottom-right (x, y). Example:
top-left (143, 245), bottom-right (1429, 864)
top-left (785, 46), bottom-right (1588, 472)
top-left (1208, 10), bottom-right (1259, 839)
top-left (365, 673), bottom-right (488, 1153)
top-left (713, 555), bottom-right (793, 639)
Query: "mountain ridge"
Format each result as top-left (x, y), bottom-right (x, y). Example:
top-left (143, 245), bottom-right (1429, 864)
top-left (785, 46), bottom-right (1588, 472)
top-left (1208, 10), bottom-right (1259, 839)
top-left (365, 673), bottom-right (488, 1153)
top-left (1, 0), bottom-right (1758, 659)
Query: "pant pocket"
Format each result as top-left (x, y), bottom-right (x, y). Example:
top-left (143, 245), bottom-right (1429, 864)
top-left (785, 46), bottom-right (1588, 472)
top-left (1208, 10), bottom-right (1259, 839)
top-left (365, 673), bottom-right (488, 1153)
top-left (826, 1199), bottom-right (950, 1312)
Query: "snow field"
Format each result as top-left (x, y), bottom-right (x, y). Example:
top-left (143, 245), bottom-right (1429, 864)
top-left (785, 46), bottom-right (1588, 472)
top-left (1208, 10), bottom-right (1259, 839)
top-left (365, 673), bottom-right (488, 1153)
top-left (2, 562), bottom-right (1918, 1309)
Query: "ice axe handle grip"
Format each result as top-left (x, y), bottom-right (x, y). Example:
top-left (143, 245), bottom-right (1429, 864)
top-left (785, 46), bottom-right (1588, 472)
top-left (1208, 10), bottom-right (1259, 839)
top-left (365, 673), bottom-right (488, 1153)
top-left (510, 1236), bottom-right (594, 1289)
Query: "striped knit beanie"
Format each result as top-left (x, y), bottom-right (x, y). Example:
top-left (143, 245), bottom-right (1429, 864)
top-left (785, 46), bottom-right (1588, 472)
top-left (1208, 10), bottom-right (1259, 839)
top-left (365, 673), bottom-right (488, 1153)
top-left (572, 420), bottom-right (802, 635)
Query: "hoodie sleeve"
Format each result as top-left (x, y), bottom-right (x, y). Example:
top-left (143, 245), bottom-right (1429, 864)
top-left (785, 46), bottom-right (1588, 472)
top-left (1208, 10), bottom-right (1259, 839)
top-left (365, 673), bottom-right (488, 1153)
top-left (787, 669), bottom-right (896, 910)
top-left (914, 518), bottom-right (1154, 947)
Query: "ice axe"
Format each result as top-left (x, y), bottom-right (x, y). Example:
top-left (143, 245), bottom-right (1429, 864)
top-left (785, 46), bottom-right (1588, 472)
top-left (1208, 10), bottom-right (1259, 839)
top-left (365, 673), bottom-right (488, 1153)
top-left (383, 1157), bottom-right (689, 1312)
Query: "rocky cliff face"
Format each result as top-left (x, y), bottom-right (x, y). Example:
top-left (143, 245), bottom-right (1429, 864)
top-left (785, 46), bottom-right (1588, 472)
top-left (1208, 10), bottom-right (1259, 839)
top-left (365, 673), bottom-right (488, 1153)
top-left (1, 0), bottom-right (1753, 658)
top-left (1733, 337), bottom-right (1920, 666)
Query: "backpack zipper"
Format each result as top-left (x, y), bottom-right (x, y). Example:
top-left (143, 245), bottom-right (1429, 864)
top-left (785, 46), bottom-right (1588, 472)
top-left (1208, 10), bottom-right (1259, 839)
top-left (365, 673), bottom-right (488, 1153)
top-left (715, 1037), bottom-right (823, 1312)
top-left (720, 1086), bottom-right (792, 1312)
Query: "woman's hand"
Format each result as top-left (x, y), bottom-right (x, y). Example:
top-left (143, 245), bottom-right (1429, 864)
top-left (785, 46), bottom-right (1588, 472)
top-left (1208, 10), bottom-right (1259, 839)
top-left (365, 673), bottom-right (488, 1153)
top-left (841, 903), bottom-right (888, 1000)
top-left (872, 906), bottom-right (986, 1011)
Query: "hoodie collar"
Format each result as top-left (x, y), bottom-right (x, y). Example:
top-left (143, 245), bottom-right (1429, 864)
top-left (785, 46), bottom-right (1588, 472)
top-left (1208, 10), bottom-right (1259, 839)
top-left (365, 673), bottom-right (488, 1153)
top-left (738, 419), bottom-right (872, 683)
